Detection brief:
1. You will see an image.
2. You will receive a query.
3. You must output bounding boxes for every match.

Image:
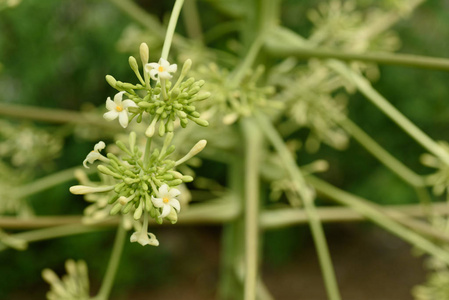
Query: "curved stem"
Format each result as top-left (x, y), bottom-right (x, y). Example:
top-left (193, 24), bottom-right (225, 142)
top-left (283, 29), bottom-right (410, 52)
top-left (0, 224), bottom-right (106, 252)
top-left (254, 112), bottom-right (341, 300)
top-left (338, 118), bottom-right (424, 187)
top-left (267, 46), bottom-right (449, 72)
top-left (161, 0), bottom-right (185, 60)
top-left (307, 175), bottom-right (449, 264)
top-left (15, 166), bottom-right (95, 198)
top-left (95, 219), bottom-right (127, 300)
top-left (329, 60), bottom-right (449, 165)
top-left (241, 117), bottom-right (262, 300)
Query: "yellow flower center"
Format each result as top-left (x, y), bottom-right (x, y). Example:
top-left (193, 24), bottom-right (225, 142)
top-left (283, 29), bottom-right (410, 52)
top-left (163, 197), bottom-right (169, 203)
top-left (158, 66), bottom-right (164, 72)
top-left (116, 106), bottom-right (123, 112)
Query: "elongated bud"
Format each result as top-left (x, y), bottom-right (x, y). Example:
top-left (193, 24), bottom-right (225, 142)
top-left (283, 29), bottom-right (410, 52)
top-left (140, 43), bottom-right (149, 65)
top-left (129, 56), bottom-right (139, 73)
top-left (69, 185), bottom-right (114, 195)
top-left (175, 140), bottom-right (207, 166)
top-left (105, 75), bottom-right (117, 88)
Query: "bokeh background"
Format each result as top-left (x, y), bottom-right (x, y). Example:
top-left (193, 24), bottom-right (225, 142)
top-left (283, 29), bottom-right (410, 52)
top-left (0, 0), bottom-right (449, 299)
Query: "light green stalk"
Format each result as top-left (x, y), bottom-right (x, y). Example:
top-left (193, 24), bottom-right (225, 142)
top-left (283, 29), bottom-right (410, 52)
top-left (241, 117), bottom-right (262, 300)
top-left (308, 175), bottom-right (449, 264)
top-left (266, 46), bottom-right (449, 71)
top-left (0, 224), bottom-right (106, 252)
top-left (94, 220), bottom-right (127, 300)
top-left (329, 60), bottom-right (449, 165)
top-left (338, 118), bottom-right (424, 187)
top-left (161, 0), bottom-right (185, 60)
top-left (15, 166), bottom-right (95, 199)
top-left (255, 112), bottom-right (341, 300)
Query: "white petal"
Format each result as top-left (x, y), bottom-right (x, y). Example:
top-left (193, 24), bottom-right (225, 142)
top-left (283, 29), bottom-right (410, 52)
top-left (160, 204), bottom-right (171, 218)
top-left (86, 152), bottom-right (101, 164)
top-left (114, 91), bottom-right (125, 103)
top-left (151, 196), bottom-right (164, 208)
top-left (159, 58), bottom-right (169, 67)
top-left (122, 99), bottom-right (137, 108)
top-left (146, 62), bottom-right (159, 71)
top-left (168, 187), bottom-right (181, 198)
top-left (82, 158), bottom-right (90, 168)
top-left (105, 98), bottom-right (115, 110)
top-left (103, 110), bottom-right (119, 121)
top-left (94, 141), bottom-right (105, 152)
top-left (158, 184), bottom-right (169, 196)
top-left (118, 112), bottom-right (129, 128)
top-left (149, 69), bottom-right (158, 80)
top-left (159, 71), bottom-right (172, 79)
top-left (167, 64), bottom-right (177, 73)
top-left (170, 198), bottom-right (181, 212)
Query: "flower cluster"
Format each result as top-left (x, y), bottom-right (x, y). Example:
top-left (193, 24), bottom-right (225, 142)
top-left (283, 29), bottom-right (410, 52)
top-left (42, 260), bottom-right (91, 300)
top-left (70, 132), bottom-right (207, 246)
top-left (420, 141), bottom-right (449, 197)
top-left (70, 43), bottom-right (209, 246)
top-left (193, 63), bottom-right (279, 125)
top-left (103, 43), bottom-right (210, 137)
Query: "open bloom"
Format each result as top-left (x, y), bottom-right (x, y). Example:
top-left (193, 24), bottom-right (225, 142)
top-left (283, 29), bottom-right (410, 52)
top-left (130, 213), bottom-right (159, 246)
top-left (103, 91), bottom-right (137, 128)
top-left (145, 58), bottom-right (177, 80)
top-left (151, 184), bottom-right (181, 218)
top-left (82, 141), bottom-right (108, 168)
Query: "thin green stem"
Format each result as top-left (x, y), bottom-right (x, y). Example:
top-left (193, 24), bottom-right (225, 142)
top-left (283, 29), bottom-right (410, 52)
top-left (15, 166), bottom-right (95, 198)
top-left (308, 175), bottom-right (449, 264)
top-left (161, 0), bottom-right (185, 60)
top-left (338, 118), bottom-right (425, 187)
top-left (254, 113), bottom-right (341, 300)
top-left (266, 45), bottom-right (449, 72)
top-left (0, 224), bottom-right (106, 251)
top-left (143, 136), bottom-right (152, 167)
top-left (241, 118), bottom-right (262, 300)
top-left (329, 60), bottom-right (449, 165)
top-left (95, 219), bottom-right (127, 300)
top-left (0, 103), bottom-right (116, 129)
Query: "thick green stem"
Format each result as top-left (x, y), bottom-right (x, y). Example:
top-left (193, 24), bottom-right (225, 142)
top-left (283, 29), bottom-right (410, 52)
top-left (329, 60), bottom-right (449, 165)
top-left (254, 113), bottom-right (341, 300)
top-left (338, 118), bottom-right (424, 187)
top-left (308, 176), bottom-right (449, 264)
top-left (161, 0), bottom-right (185, 60)
top-left (241, 118), bottom-right (262, 300)
top-left (95, 220), bottom-right (127, 300)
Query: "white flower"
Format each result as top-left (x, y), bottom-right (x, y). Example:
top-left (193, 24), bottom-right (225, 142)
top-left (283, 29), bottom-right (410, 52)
top-left (145, 58), bottom-right (177, 80)
top-left (130, 213), bottom-right (159, 246)
top-left (130, 231), bottom-right (159, 246)
top-left (103, 91), bottom-right (137, 128)
top-left (151, 184), bottom-right (181, 218)
top-left (82, 141), bottom-right (108, 168)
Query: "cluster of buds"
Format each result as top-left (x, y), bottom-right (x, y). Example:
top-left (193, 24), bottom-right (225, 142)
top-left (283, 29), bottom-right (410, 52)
top-left (193, 63), bottom-right (279, 125)
top-left (70, 43), bottom-right (209, 246)
top-left (42, 260), bottom-right (91, 300)
top-left (104, 43), bottom-right (210, 136)
top-left (71, 132), bottom-right (206, 246)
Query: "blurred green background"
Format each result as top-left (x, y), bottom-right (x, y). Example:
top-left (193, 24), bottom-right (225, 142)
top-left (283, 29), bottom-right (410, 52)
top-left (0, 0), bottom-right (448, 299)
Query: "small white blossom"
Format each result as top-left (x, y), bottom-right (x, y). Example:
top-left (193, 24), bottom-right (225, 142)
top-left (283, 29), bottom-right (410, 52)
top-left (130, 231), bottom-right (159, 247)
top-left (151, 184), bottom-right (181, 218)
top-left (130, 213), bottom-right (159, 246)
top-left (82, 141), bottom-right (108, 168)
top-left (103, 91), bottom-right (137, 128)
top-left (145, 58), bottom-right (177, 80)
